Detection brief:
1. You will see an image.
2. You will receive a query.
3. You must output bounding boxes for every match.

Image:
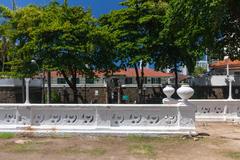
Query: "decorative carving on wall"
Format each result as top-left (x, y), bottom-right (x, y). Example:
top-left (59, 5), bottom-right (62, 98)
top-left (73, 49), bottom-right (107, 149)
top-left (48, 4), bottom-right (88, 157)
top-left (33, 114), bottom-right (45, 124)
top-left (4, 114), bottom-right (15, 123)
top-left (112, 114), bottom-right (124, 125)
top-left (163, 114), bottom-right (177, 125)
top-left (213, 107), bottom-right (224, 114)
top-left (200, 107), bottom-right (211, 114)
top-left (129, 114), bottom-right (142, 124)
top-left (199, 106), bottom-right (225, 114)
top-left (64, 114), bottom-right (78, 124)
top-left (0, 105), bottom-right (196, 133)
top-left (111, 113), bottom-right (180, 126)
top-left (49, 114), bottom-right (61, 124)
top-left (147, 115), bottom-right (160, 124)
top-left (82, 114), bottom-right (94, 124)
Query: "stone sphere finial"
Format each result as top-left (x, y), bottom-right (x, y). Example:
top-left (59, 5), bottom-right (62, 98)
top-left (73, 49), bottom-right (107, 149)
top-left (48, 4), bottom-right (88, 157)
top-left (163, 85), bottom-right (175, 98)
top-left (162, 85), bottom-right (177, 104)
top-left (177, 85), bottom-right (194, 102)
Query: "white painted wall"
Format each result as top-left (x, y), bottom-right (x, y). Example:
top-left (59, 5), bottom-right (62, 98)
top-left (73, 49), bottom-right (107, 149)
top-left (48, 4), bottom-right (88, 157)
top-left (0, 78), bottom-right (42, 87)
top-left (0, 103), bottom-right (196, 135)
top-left (191, 75), bottom-right (237, 86)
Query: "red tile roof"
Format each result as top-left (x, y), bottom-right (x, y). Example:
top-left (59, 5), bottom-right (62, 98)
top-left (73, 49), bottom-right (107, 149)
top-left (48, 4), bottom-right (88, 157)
top-left (210, 60), bottom-right (240, 69)
top-left (113, 68), bottom-right (174, 77)
top-left (46, 68), bottom-right (174, 78)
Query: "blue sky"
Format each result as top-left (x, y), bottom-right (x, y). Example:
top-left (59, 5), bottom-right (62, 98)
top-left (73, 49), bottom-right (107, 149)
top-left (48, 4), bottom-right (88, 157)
top-left (1, 0), bottom-right (123, 17)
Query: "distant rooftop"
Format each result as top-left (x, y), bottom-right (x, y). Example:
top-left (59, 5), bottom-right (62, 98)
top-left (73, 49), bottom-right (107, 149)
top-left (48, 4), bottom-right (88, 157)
top-left (47, 68), bottom-right (174, 78)
top-left (210, 60), bottom-right (240, 70)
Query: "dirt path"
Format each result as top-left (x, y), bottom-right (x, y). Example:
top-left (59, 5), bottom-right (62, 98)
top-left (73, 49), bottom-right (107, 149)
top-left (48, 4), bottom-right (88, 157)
top-left (0, 123), bottom-right (240, 160)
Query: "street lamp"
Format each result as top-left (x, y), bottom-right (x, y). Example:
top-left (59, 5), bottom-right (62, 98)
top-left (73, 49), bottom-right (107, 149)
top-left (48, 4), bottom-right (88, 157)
top-left (143, 86), bottom-right (146, 104)
top-left (223, 55), bottom-right (234, 100)
top-left (31, 60), bottom-right (45, 103)
top-left (24, 78), bottom-right (31, 104)
top-left (31, 60), bottom-right (40, 72)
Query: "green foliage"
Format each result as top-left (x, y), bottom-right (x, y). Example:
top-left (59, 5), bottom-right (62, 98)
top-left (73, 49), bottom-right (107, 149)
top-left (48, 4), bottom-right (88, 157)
top-left (0, 133), bottom-right (15, 139)
top-left (192, 66), bottom-right (207, 77)
top-left (161, 0), bottom-right (240, 60)
top-left (100, 0), bottom-right (166, 67)
top-left (1, 2), bottom-right (116, 103)
top-left (100, 0), bottom-right (168, 101)
top-left (1, 0), bottom-right (238, 100)
top-left (50, 91), bottom-right (61, 104)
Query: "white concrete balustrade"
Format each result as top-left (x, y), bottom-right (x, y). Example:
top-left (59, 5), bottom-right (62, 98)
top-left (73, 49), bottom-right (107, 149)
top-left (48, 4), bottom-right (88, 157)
top-left (0, 103), bottom-right (196, 135)
top-left (0, 79), bottom-right (197, 135)
top-left (190, 99), bottom-right (240, 122)
top-left (162, 85), bottom-right (240, 122)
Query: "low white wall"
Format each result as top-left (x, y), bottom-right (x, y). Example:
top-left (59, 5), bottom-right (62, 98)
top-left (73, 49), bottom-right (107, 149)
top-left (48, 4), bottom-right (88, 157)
top-left (0, 78), bottom-right (42, 87)
top-left (189, 99), bottom-right (240, 122)
top-left (0, 103), bottom-right (196, 135)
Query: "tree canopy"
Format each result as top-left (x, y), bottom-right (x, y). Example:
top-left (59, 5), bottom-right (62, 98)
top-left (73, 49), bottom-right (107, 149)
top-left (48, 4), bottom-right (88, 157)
top-left (0, 2), bottom-right (116, 103)
top-left (100, 0), bottom-right (168, 102)
top-left (0, 0), bottom-right (239, 103)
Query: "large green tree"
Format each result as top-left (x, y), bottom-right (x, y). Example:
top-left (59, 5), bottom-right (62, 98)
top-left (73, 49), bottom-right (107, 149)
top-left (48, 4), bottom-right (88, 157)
top-left (153, 0), bottom-right (205, 88)
top-left (0, 2), bottom-right (116, 103)
top-left (161, 0), bottom-right (240, 61)
top-left (100, 0), bottom-right (167, 103)
top-left (0, 6), bottom-right (14, 73)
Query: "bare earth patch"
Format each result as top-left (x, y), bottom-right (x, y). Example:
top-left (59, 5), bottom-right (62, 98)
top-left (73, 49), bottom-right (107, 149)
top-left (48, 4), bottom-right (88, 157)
top-left (0, 122), bottom-right (240, 160)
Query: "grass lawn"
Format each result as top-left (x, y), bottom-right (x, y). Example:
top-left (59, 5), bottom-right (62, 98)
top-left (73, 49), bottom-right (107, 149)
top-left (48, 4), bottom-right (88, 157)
top-left (0, 123), bottom-right (239, 160)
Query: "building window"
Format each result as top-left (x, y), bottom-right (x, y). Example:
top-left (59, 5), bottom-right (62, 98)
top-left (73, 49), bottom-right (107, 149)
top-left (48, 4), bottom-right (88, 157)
top-left (71, 78), bottom-right (80, 84)
top-left (151, 77), bottom-right (161, 84)
top-left (86, 77), bottom-right (94, 84)
top-left (57, 78), bottom-right (66, 84)
top-left (234, 72), bottom-right (240, 76)
top-left (144, 77), bottom-right (148, 84)
top-left (125, 78), bottom-right (132, 84)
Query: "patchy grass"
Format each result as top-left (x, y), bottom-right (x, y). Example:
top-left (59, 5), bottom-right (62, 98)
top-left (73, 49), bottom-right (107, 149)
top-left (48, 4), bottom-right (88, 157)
top-left (60, 146), bottom-right (106, 156)
top-left (17, 132), bottom-right (73, 139)
top-left (1, 141), bottom-right (50, 153)
top-left (129, 144), bottom-right (155, 157)
top-left (0, 133), bottom-right (16, 139)
top-left (3, 142), bottom-right (38, 153)
top-left (84, 148), bottom-right (106, 156)
top-left (225, 152), bottom-right (240, 160)
top-left (127, 135), bottom-right (188, 144)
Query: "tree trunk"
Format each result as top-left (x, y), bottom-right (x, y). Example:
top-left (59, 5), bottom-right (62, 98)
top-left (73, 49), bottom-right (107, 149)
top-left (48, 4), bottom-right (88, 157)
top-left (61, 70), bottom-right (80, 103)
top-left (140, 62), bottom-right (144, 103)
top-left (134, 62), bottom-right (145, 104)
top-left (47, 71), bottom-right (51, 103)
top-left (73, 87), bottom-right (78, 103)
top-left (72, 75), bottom-right (78, 103)
top-left (174, 61), bottom-right (178, 89)
top-left (134, 64), bottom-right (141, 103)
